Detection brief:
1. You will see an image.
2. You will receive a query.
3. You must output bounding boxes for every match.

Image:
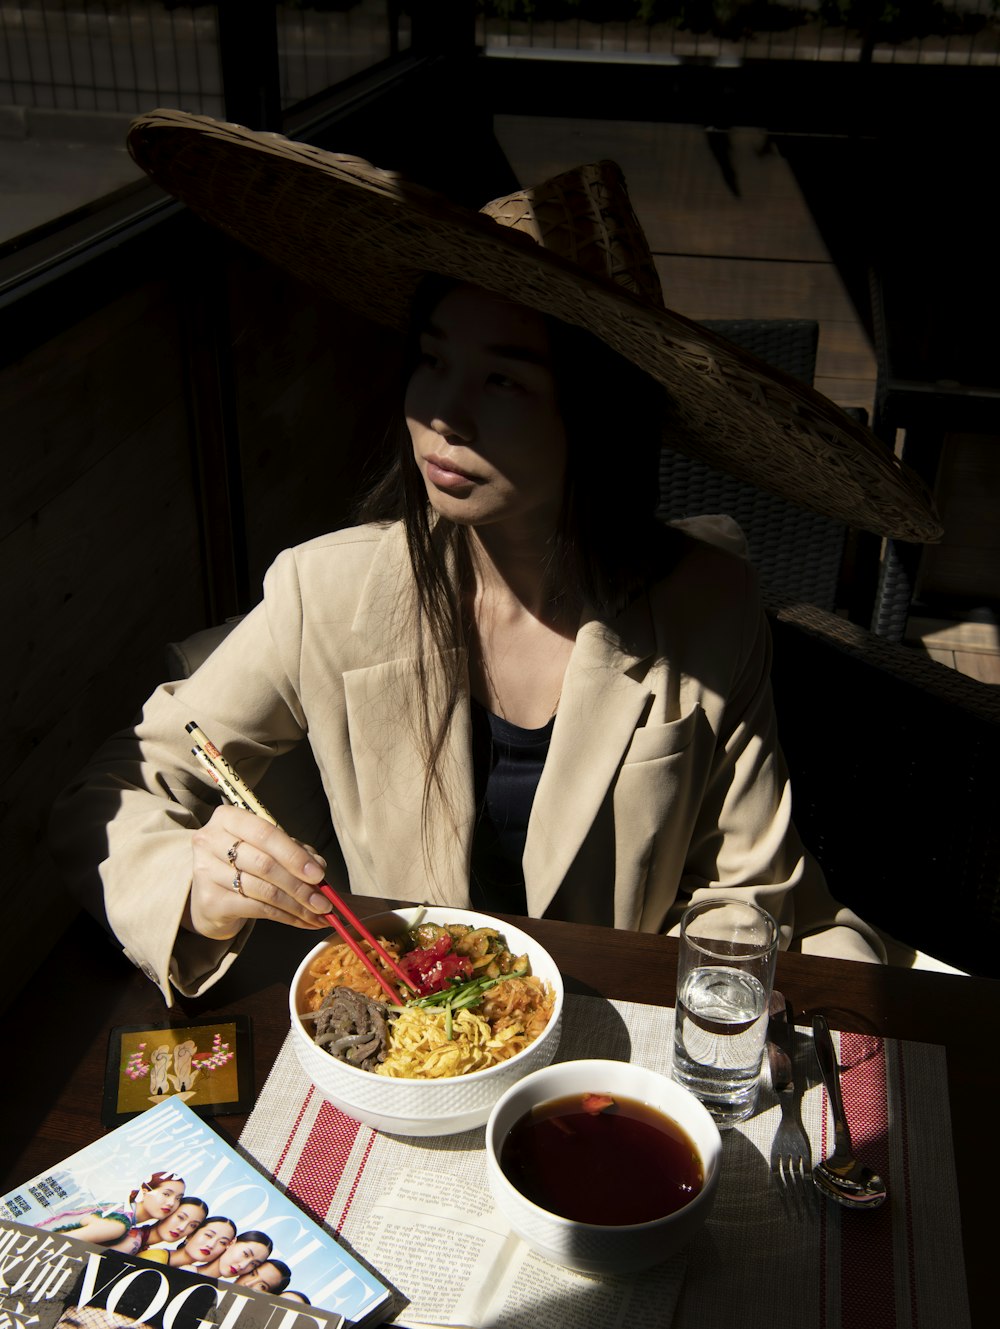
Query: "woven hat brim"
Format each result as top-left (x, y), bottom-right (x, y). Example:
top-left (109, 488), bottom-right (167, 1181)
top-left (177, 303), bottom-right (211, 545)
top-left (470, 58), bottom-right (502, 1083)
top-left (128, 110), bottom-right (942, 543)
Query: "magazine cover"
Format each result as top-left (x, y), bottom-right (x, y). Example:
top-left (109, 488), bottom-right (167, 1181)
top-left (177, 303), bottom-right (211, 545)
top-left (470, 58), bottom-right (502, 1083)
top-left (0, 1218), bottom-right (353, 1329)
top-left (0, 1100), bottom-right (392, 1329)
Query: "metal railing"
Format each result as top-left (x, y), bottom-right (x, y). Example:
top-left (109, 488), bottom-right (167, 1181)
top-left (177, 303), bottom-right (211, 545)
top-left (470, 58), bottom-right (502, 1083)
top-left (4, 2), bottom-right (995, 121)
top-left (478, 1), bottom-right (1000, 67)
top-left (0, 1), bottom-right (410, 119)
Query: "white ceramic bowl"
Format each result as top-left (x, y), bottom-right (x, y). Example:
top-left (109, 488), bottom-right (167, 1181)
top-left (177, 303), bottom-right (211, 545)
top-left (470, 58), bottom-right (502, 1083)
top-left (290, 907), bottom-right (564, 1136)
top-left (485, 1059), bottom-right (721, 1275)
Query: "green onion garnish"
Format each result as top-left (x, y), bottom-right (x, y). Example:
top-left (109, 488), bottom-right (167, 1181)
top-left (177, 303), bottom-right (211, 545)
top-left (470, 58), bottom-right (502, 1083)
top-left (406, 974), bottom-right (515, 1038)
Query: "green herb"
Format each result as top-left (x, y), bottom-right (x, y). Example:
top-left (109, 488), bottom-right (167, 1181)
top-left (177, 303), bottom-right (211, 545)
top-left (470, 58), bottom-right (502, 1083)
top-left (405, 973), bottom-right (515, 1038)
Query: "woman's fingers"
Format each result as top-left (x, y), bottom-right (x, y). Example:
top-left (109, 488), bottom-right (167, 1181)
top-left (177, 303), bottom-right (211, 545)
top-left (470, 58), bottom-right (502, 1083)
top-left (225, 822), bottom-right (327, 900)
top-left (187, 807), bottom-right (333, 939)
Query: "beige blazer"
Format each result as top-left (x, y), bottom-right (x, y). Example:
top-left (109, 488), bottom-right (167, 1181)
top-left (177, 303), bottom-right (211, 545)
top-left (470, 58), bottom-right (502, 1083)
top-left (52, 521), bottom-right (883, 1002)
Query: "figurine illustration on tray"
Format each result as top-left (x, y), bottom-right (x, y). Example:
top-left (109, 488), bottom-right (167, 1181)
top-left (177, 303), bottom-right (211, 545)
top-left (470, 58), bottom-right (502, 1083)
top-left (103, 1016), bottom-right (253, 1126)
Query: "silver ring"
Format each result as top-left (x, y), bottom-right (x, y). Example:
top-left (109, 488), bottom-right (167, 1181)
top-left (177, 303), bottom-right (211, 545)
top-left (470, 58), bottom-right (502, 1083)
top-left (232, 871), bottom-right (246, 897)
top-left (227, 839), bottom-right (242, 868)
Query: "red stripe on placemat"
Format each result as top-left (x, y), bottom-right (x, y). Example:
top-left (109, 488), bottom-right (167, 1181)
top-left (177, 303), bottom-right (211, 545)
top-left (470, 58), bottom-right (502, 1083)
top-left (336, 1128), bottom-right (377, 1234)
top-left (286, 1099), bottom-right (365, 1224)
top-left (838, 1034), bottom-right (896, 1329)
top-left (273, 1085), bottom-right (316, 1179)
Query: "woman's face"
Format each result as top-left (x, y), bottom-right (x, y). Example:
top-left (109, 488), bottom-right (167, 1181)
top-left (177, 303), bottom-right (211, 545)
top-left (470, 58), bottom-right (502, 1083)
top-left (218, 1239), bottom-right (271, 1278)
top-left (185, 1222), bottom-right (235, 1264)
top-left (405, 285), bottom-right (567, 538)
top-left (235, 1263), bottom-right (283, 1293)
top-left (153, 1203), bottom-right (205, 1245)
top-left (137, 1179), bottom-right (184, 1222)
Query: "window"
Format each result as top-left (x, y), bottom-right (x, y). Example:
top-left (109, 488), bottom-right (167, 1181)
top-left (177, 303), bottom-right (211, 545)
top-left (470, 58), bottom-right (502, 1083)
top-left (0, 1), bottom-right (410, 251)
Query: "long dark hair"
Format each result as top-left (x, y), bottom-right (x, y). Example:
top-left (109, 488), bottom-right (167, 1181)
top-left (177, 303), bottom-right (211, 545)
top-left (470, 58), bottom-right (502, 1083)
top-left (192, 1215), bottom-right (236, 1241)
top-left (353, 278), bottom-right (675, 857)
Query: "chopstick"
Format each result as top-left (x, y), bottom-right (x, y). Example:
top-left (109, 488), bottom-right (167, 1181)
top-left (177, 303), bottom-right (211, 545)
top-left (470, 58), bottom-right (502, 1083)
top-left (187, 720), bottom-right (411, 1006)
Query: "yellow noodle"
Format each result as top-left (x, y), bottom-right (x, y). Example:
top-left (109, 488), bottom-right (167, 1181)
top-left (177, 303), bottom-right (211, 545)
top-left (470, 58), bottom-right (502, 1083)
top-left (375, 1008), bottom-right (523, 1079)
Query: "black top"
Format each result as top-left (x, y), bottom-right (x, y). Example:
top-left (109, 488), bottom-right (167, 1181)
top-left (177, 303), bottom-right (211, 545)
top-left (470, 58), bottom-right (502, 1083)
top-left (469, 697), bottom-right (553, 916)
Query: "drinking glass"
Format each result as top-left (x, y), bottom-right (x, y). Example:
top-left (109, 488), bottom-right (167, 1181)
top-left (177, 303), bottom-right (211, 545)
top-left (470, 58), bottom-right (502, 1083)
top-left (670, 897), bottom-right (778, 1126)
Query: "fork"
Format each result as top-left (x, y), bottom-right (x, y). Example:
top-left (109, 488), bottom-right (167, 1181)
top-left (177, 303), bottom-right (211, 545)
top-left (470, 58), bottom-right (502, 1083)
top-left (767, 990), bottom-right (813, 1202)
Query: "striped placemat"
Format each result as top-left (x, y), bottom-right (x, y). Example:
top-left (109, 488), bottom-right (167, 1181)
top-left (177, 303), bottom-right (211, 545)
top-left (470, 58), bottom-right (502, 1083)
top-left (240, 994), bottom-right (969, 1329)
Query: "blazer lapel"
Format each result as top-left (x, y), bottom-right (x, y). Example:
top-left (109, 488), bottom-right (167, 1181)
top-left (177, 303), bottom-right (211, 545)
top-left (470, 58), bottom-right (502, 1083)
top-left (342, 526), bottom-right (474, 906)
top-left (523, 596), bottom-right (656, 917)
top-left (340, 526), bottom-right (658, 914)
top-left (343, 653), bottom-right (474, 906)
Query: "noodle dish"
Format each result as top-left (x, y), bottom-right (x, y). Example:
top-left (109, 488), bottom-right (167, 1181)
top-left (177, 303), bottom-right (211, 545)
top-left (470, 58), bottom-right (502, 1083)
top-left (289, 909), bottom-right (564, 1136)
top-left (301, 920), bottom-right (555, 1079)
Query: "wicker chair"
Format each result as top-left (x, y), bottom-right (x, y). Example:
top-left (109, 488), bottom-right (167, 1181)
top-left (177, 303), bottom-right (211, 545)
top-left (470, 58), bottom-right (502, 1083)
top-left (767, 597), bottom-right (1000, 978)
top-left (657, 319), bottom-right (849, 612)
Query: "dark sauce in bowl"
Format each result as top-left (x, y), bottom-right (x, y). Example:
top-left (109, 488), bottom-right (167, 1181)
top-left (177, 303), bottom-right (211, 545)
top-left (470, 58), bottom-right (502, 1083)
top-left (499, 1092), bottom-right (703, 1226)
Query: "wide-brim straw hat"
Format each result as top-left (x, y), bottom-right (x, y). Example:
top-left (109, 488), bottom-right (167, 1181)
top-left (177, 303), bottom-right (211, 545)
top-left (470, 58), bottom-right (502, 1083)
top-left (128, 109), bottom-right (941, 542)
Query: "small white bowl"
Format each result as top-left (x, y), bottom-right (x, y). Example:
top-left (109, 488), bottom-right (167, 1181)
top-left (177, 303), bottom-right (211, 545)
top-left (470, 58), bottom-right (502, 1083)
top-left (485, 1059), bottom-right (721, 1275)
top-left (290, 908), bottom-right (564, 1136)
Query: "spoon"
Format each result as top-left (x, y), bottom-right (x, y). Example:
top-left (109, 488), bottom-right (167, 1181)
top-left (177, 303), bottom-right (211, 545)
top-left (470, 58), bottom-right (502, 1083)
top-left (811, 1014), bottom-right (887, 1209)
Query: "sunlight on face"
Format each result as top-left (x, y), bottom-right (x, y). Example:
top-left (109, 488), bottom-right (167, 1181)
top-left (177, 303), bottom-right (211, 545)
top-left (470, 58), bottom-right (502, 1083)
top-left (406, 285), bottom-right (567, 538)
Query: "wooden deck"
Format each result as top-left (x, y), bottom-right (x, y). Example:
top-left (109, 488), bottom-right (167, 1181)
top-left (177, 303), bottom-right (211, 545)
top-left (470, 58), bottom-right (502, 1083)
top-left (494, 114), bottom-right (999, 685)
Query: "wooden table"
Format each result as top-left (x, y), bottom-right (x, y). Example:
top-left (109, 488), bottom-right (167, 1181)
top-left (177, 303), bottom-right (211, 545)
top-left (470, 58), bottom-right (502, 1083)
top-left (4, 905), bottom-right (993, 1322)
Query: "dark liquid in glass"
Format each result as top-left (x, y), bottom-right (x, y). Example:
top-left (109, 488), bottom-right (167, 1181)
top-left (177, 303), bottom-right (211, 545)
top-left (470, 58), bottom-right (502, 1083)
top-left (499, 1092), bottom-right (703, 1226)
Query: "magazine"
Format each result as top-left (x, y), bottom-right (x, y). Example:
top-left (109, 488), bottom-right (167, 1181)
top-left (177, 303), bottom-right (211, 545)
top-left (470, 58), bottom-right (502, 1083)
top-left (0, 1217), bottom-right (363, 1329)
top-left (0, 1099), bottom-right (392, 1329)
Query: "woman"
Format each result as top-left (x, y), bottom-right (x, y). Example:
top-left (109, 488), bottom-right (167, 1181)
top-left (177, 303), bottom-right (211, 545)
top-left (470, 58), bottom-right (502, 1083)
top-left (52, 112), bottom-right (941, 1002)
top-left (41, 1172), bottom-right (185, 1248)
top-left (109, 1196), bottom-right (208, 1255)
top-left (235, 1261), bottom-right (292, 1296)
top-left (195, 1231), bottom-right (273, 1281)
top-left (141, 1215), bottom-right (236, 1268)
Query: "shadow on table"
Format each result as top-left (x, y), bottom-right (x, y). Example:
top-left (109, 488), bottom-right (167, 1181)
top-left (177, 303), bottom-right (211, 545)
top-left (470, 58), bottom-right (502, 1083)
top-left (555, 992), bottom-right (633, 1063)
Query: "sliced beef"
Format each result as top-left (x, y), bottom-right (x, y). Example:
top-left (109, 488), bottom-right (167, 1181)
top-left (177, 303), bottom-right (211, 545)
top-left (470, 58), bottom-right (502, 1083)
top-left (303, 987), bottom-right (393, 1072)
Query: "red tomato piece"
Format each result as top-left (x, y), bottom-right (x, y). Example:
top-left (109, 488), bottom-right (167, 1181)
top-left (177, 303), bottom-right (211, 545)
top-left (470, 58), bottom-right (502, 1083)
top-left (582, 1093), bottom-right (615, 1114)
top-left (398, 937), bottom-right (473, 995)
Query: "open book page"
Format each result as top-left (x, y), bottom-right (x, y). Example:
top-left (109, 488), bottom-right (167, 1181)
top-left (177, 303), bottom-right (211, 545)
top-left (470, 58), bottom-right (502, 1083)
top-left (354, 1171), bottom-right (511, 1328)
top-left (351, 1168), bottom-right (687, 1329)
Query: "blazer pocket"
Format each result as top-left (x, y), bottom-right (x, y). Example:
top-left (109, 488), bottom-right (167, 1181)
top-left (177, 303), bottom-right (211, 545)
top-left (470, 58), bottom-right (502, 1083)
top-left (622, 704), bottom-right (703, 764)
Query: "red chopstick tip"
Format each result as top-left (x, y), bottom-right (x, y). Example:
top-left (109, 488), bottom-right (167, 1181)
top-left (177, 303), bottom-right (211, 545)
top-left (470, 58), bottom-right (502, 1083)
top-left (317, 883), bottom-right (417, 996)
top-left (320, 912), bottom-right (404, 1006)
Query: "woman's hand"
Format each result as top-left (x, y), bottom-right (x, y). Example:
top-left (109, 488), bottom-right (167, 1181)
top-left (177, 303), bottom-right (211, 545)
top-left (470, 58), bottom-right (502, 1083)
top-left (186, 806), bottom-right (333, 940)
